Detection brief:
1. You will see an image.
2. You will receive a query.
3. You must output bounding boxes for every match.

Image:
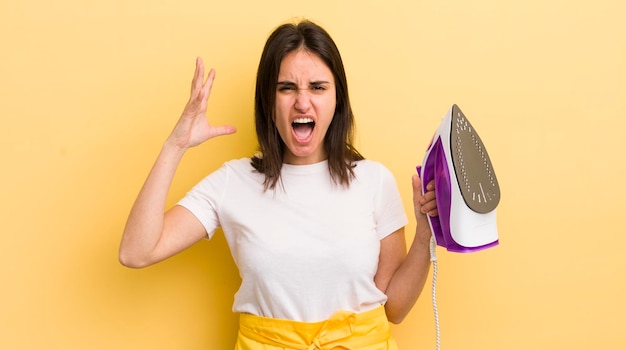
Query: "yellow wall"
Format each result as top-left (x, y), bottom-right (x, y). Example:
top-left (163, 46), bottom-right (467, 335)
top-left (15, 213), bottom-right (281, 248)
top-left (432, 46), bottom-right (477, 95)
top-left (1, 0), bottom-right (624, 349)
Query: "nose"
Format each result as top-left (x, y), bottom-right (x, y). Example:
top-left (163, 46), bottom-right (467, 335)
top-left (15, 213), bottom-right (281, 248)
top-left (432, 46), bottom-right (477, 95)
top-left (294, 89), bottom-right (311, 113)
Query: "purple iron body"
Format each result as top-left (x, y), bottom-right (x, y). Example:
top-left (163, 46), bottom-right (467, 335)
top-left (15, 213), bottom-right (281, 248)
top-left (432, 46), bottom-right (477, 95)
top-left (418, 104), bottom-right (500, 253)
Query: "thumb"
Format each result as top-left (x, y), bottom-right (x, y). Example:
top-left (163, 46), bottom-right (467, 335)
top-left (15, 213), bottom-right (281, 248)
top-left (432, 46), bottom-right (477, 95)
top-left (209, 124), bottom-right (238, 138)
top-left (412, 174), bottom-right (424, 204)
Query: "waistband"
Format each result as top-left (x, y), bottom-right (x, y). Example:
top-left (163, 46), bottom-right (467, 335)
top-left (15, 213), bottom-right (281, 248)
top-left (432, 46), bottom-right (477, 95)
top-left (236, 305), bottom-right (395, 350)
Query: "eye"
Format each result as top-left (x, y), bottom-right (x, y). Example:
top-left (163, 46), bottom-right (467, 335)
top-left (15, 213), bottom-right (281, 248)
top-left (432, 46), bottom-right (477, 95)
top-left (310, 83), bottom-right (329, 93)
top-left (277, 82), bottom-right (297, 92)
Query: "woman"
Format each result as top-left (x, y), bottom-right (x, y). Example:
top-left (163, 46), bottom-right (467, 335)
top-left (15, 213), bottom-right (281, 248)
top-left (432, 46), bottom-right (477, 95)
top-left (120, 19), bottom-right (438, 349)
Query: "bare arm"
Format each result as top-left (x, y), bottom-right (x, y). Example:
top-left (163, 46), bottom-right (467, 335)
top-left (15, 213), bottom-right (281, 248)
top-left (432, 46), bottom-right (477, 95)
top-left (119, 58), bottom-right (236, 268)
top-left (375, 174), bottom-right (438, 324)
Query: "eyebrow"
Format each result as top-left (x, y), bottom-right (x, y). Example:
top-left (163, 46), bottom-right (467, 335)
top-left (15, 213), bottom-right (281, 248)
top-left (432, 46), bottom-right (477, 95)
top-left (276, 80), bottom-right (331, 86)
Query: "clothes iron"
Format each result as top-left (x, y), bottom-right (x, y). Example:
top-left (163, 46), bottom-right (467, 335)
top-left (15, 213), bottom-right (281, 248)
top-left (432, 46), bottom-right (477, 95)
top-left (417, 104), bottom-right (500, 253)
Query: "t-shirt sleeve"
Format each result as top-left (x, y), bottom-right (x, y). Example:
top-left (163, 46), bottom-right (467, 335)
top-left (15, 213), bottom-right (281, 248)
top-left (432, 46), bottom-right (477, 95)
top-left (176, 163), bottom-right (229, 239)
top-left (375, 164), bottom-right (409, 240)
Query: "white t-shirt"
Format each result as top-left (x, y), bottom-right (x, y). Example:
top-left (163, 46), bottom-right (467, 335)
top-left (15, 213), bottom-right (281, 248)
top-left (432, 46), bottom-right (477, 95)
top-left (178, 158), bottom-right (408, 322)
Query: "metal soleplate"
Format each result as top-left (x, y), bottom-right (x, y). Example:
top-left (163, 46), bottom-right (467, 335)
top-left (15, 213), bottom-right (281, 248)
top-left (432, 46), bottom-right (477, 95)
top-left (449, 104), bottom-right (500, 213)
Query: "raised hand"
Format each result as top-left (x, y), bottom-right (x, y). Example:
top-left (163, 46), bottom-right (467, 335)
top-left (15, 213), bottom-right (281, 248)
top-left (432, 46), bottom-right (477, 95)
top-left (169, 57), bottom-right (236, 150)
top-left (120, 58), bottom-right (238, 268)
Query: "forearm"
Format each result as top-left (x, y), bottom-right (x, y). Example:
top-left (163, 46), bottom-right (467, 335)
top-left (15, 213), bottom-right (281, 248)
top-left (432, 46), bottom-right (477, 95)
top-left (119, 139), bottom-right (186, 267)
top-left (384, 223), bottom-right (432, 324)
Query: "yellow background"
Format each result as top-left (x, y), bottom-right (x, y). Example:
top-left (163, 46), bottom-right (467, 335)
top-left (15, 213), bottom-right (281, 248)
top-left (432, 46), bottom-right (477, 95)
top-left (1, 0), bottom-right (624, 349)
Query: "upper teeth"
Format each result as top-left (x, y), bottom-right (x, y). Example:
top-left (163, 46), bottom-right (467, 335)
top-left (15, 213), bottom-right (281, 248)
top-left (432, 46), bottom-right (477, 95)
top-left (293, 118), bottom-right (314, 124)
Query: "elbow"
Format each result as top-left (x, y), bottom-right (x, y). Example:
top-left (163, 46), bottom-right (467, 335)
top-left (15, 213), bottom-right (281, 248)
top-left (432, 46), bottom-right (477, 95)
top-left (118, 234), bottom-right (157, 269)
top-left (384, 304), bottom-right (410, 325)
top-left (386, 311), bottom-right (408, 325)
top-left (388, 317), bottom-right (404, 325)
top-left (118, 248), bottom-right (151, 269)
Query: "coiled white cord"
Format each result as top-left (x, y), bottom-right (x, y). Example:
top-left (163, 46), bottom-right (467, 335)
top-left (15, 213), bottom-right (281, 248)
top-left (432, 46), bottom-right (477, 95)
top-left (430, 235), bottom-right (441, 350)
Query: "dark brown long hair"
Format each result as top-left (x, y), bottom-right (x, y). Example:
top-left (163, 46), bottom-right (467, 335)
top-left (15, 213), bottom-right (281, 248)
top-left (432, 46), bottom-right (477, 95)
top-left (251, 19), bottom-right (364, 190)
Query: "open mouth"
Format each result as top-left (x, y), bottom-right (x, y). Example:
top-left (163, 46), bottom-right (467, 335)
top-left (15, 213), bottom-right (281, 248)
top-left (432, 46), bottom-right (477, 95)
top-left (292, 117), bottom-right (315, 141)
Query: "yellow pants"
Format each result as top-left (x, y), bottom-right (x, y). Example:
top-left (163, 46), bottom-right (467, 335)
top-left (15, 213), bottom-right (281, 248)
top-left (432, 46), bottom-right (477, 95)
top-left (235, 305), bottom-right (399, 350)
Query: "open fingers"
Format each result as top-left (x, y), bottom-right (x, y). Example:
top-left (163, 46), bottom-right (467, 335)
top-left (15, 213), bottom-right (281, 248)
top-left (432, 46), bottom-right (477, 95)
top-left (189, 57), bottom-right (214, 103)
top-left (183, 58), bottom-right (215, 117)
top-left (191, 57), bottom-right (205, 95)
top-left (199, 68), bottom-right (215, 103)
